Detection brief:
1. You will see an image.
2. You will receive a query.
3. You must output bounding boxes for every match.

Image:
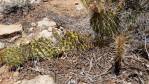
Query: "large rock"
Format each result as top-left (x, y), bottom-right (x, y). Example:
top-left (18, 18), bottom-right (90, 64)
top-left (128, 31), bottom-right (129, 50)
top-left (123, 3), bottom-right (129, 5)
top-left (0, 0), bottom-right (41, 12)
top-left (0, 0), bottom-right (27, 12)
top-left (38, 30), bottom-right (57, 43)
top-left (37, 17), bottom-right (57, 30)
top-left (0, 24), bottom-right (22, 38)
top-left (16, 75), bottom-right (55, 84)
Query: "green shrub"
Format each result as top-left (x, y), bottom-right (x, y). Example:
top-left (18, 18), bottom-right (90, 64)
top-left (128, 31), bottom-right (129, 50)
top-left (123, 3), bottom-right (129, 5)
top-left (59, 31), bottom-right (92, 51)
top-left (0, 31), bottom-right (92, 67)
top-left (1, 46), bottom-right (24, 67)
top-left (30, 38), bottom-right (60, 59)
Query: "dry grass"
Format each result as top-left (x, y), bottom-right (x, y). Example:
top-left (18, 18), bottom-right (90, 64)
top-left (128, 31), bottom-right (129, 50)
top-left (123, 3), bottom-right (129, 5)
top-left (80, 0), bottom-right (122, 47)
top-left (113, 34), bottom-right (127, 75)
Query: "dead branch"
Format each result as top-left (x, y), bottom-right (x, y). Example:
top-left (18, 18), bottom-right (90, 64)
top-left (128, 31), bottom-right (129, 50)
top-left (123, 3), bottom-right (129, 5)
top-left (144, 36), bottom-right (149, 59)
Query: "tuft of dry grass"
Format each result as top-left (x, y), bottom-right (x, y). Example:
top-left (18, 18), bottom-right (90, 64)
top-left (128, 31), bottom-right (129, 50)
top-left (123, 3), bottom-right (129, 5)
top-left (80, 0), bottom-right (123, 47)
top-left (113, 34), bottom-right (127, 75)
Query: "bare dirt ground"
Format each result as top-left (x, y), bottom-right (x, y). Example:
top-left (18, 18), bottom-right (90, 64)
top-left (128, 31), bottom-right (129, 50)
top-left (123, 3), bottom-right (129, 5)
top-left (0, 0), bottom-right (149, 84)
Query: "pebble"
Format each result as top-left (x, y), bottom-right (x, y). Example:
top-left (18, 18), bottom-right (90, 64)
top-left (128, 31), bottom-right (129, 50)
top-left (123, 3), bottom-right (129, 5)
top-left (0, 42), bottom-right (5, 49)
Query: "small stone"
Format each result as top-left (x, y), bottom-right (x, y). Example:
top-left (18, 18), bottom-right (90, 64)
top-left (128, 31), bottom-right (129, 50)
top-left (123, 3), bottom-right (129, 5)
top-left (31, 22), bottom-right (37, 27)
top-left (19, 75), bottom-right (55, 84)
top-left (127, 82), bottom-right (132, 84)
top-left (0, 13), bottom-right (4, 20)
top-left (28, 33), bottom-right (35, 39)
top-left (30, 0), bottom-right (42, 4)
top-left (48, 27), bottom-right (53, 32)
top-left (0, 42), bottom-right (5, 50)
top-left (49, 21), bottom-right (57, 28)
top-left (67, 79), bottom-right (76, 84)
top-left (29, 27), bottom-right (34, 33)
top-left (146, 64), bottom-right (149, 68)
top-left (75, 2), bottom-right (84, 11)
top-left (78, 82), bottom-right (87, 84)
top-left (0, 6), bottom-right (4, 13)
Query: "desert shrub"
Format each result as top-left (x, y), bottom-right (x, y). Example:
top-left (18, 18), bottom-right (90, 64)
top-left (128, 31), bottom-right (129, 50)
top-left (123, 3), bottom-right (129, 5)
top-left (30, 38), bottom-right (60, 59)
top-left (80, 0), bottom-right (122, 47)
top-left (59, 31), bottom-right (93, 51)
top-left (90, 10), bottom-right (120, 46)
top-left (0, 31), bottom-right (92, 67)
top-left (1, 46), bottom-right (24, 67)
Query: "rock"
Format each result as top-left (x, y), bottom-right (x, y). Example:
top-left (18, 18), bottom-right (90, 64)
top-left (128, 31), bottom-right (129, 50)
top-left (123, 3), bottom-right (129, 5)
top-left (31, 22), bottom-right (37, 27)
top-left (38, 30), bottom-right (57, 43)
top-left (0, 42), bottom-right (5, 50)
top-left (0, 0), bottom-right (41, 13)
top-left (49, 21), bottom-right (57, 28)
top-left (78, 82), bottom-right (87, 84)
top-left (29, 27), bottom-right (34, 32)
top-left (9, 35), bottom-right (21, 42)
top-left (0, 24), bottom-right (22, 38)
top-left (67, 79), bottom-right (76, 84)
top-left (0, 13), bottom-right (4, 20)
top-left (39, 30), bottom-right (53, 38)
top-left (30, 0), bottom-right (42, 4)
top-left (75, 2), bottom-right (84, 11)
top-left (0, 6), bottom-right (4, 13)
top-left (16, 75), bottom-right (55, 84)
top-left (48, 27), bottom-right (53, 32)
top-left (127, 82), bottom-right (132, 84)
top-left (37, 17), bottom-right (57, 30)
top-left (0, 0), bottom-right (28, 12)
top-left (146, 64), bottom-right (149, 68)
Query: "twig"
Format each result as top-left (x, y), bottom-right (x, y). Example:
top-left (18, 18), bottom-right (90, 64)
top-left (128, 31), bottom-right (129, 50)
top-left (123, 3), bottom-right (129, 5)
top-left (144, 36), bottom-right (149, 59)
top-left (138, 75), bottom-right (144, 84)
top-left (88, 57), bottom-right (93, 72)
